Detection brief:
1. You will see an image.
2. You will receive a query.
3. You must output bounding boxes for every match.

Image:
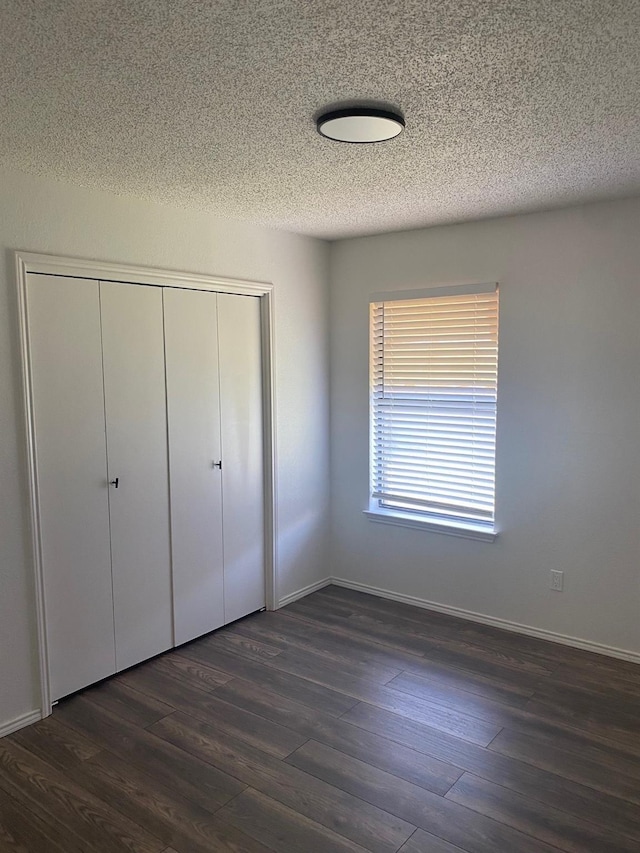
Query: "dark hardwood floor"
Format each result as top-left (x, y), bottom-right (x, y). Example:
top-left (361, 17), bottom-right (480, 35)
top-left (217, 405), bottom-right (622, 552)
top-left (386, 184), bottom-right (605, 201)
top-left (2, 584), bottom-right (640, 852)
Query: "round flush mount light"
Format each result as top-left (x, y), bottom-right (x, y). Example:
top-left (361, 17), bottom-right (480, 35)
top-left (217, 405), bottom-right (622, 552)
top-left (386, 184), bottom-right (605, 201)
top-left (316, 107), bottom-right (405, 143)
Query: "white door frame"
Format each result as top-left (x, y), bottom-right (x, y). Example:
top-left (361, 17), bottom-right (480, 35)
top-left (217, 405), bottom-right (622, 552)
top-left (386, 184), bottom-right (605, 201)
top-left (15, 250), bottom-right (278, 718)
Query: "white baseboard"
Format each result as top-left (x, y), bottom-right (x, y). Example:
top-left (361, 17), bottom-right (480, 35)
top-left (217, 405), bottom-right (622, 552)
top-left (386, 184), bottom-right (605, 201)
top-left (0, 709), bottom-right (41, 739)
top-left (4, 576), bottom-right (636, 740)
top-left (278, 577), bottom-right (332, 608)
top-left (330, 577), bottom-right (640, 665)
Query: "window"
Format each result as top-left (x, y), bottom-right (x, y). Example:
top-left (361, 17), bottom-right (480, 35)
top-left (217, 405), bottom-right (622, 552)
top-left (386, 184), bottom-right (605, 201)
top-left (367, 283), bottom-right (499, 540)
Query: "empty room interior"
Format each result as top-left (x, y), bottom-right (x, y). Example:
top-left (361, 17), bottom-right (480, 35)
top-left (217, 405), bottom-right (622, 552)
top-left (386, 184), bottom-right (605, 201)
top-left (1, 1), bottom-right (640, 852)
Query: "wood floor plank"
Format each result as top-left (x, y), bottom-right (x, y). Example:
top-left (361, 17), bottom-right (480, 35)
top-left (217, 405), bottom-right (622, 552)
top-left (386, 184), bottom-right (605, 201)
top-left (214, 676), bottom-right (462, 795)
top-left (282, 738), bottom-right (559, 853)
top-left (116, 659), bottom-right (216, 705)
top-left (397, 829), bottom-right (481, 853)
top-left (65, 748), bottom-right (274, 853)
top-left (212, 630), bottom-right (404, 686)
top-left (283, 604), bottom-right (543, 699)
top-left (549, 661), bottom-right (640, 698)
top-left (81, 677), bottom-right (175, 727)
top-left (144, 652), bottom-right (233, 691)
top-left (343, 657), bottom-right (640, 756)
top-left (0, 822), bottom-right (31, 853)
top-left (0, 821), bottom-right (32, 853)
top-left (226, 644), bottom-right (503, 746)
top-left (446, 772), bottom-right (639, 853)
top-left (5, 585), bottom-right (640, 853)
top-left (385, 671), bottom-right (532, 727)
top-left (54, 695), bottom-right (245, 812)
top-left (150, 710), bottom-right (416, 853)
top-left (316, 586), bottom-right (580, 671)
top-left (285, 739), bottom-right (465, 826)
top-left (0, 740), bottom-right (164, 853)
top-left (117, 664), bottom-right (307, 757)
top-left (345, 609), bottom-right (553, 677)
top-left (285, 598), bottom-right (554, 686)
top-left (291, 591), bottom-right (358, 618)
top-left (225, 615), bottom-right (405, 684)
top-left (539, 644), bottom-right (640, 685)
top-left (492, 709), bottom-right (640, 767)
top-left (341, 701), bottom-right (640, 840)
top-left (506, 708), bottom-right (640, 760)
top-left (212, 631), bottom-right (284, 660)
top-left (177, 642), bottom-right (359, 717)
top-left (0, 789), bottom-right (78, 853)
top-left (387, 668), bottom-right (640, 755)
top-left (515, 712), bottom-right (640, 764)
top-left (489, 727), bottom-right (640, 803)
top-left (525, 685), bottom-right (640, 750)
top-left (320, 587), bottom-right (640, 689)
top-left (264, 610), bottom-right (537, 705)
top-left (216, 788), bottom-right (372, 853)
top-left (291, 590), bottom-right (557, 677)
top-left (8, 715), bottom-right (101, 770)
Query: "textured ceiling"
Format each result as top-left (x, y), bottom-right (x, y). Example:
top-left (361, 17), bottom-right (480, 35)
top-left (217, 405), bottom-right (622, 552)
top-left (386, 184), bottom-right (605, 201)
top-left (1, 1), bottom-right (639, 239)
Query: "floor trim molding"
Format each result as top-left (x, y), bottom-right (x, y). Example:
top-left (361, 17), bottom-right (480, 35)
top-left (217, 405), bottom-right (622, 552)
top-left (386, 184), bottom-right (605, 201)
top-left (0, 709), bottom-right (42, 739)
top-left (327, 577), bottom-right (640, 665)
top-left (277, 577), bottom-right (332, 608)
top-left (5, 576), bottom-right (638, 737)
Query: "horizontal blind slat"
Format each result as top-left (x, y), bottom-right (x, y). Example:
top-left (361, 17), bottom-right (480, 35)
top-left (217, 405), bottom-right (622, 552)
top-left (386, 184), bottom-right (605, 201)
top-left (371, 289), bottom-right (498, 524)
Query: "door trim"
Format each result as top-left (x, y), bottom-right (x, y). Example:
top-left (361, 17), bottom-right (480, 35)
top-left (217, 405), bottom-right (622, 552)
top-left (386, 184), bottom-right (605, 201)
top-left (15, 251), bottom-right (278, 719)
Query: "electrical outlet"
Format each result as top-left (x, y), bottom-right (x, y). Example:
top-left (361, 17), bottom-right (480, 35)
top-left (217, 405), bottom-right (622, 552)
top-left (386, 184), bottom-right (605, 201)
top-left (550, 570), bottom-right (564, 591)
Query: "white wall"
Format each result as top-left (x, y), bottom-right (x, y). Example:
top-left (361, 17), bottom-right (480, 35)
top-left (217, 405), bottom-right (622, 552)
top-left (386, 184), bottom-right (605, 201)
top-left (330, 197), bottom-right (640, 657)
top-left (0, 168), bottom-right (330, 730)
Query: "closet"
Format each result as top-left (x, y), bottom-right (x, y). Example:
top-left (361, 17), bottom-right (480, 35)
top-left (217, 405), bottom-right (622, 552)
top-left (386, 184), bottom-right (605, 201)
top-left (26, 273), bottom-right (265, 702)
top-left (164, 288), bottom-right (265, 644)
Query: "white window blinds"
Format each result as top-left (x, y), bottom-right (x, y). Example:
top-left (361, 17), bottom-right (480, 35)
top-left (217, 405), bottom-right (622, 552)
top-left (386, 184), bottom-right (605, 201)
top-left (370, 285), bottom-right (499, 528)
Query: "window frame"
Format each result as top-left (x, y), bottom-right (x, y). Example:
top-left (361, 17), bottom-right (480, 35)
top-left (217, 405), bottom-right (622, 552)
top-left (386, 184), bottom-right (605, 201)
top-left (365, 283), bottom-right (499, 542)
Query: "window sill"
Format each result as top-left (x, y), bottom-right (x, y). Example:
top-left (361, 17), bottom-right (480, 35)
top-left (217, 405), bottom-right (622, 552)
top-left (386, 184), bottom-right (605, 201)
top-left (363, 508), bottom-right (497, 542)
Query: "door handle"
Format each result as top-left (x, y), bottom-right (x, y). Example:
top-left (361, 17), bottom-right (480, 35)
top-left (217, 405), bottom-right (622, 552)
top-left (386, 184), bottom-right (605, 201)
top-left (212, 460), bottom-right (222, 470)
top-left (109, 477), bottom-right (119, 488)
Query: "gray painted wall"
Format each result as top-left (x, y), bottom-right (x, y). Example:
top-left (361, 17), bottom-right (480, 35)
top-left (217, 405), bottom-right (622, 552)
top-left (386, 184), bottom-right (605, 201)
top-left (330, 197), bottom-right (640, 656)
top-left (0, 168), bottom-right (330, 730)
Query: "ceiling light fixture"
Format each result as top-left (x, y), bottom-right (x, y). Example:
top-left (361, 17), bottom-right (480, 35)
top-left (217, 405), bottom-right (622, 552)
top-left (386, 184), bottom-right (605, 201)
top-left (316, 107), bottom-right (405, 143)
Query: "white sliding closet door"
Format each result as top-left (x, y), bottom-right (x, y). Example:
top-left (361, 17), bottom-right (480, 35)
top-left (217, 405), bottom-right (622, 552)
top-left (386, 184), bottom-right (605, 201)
top-left (100, 282), bottom-right (173, 670)
top-left (164, 288), bottom-right (225, 645)
top-left (218, 293), bottom-right (265, 623)
top-left (26, 274), bottom-right (116, 700)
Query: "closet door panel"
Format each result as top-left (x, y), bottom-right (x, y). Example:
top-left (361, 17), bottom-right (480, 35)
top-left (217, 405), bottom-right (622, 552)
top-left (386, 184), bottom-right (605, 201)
top-left (164, 288), bottom-right (224, 645)
top-left (218, 293), bottom-right (265, 623)
top-left (26, 274), bottom-right (116, 700)
top-left (100, 282), bottom-right (173, 670)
